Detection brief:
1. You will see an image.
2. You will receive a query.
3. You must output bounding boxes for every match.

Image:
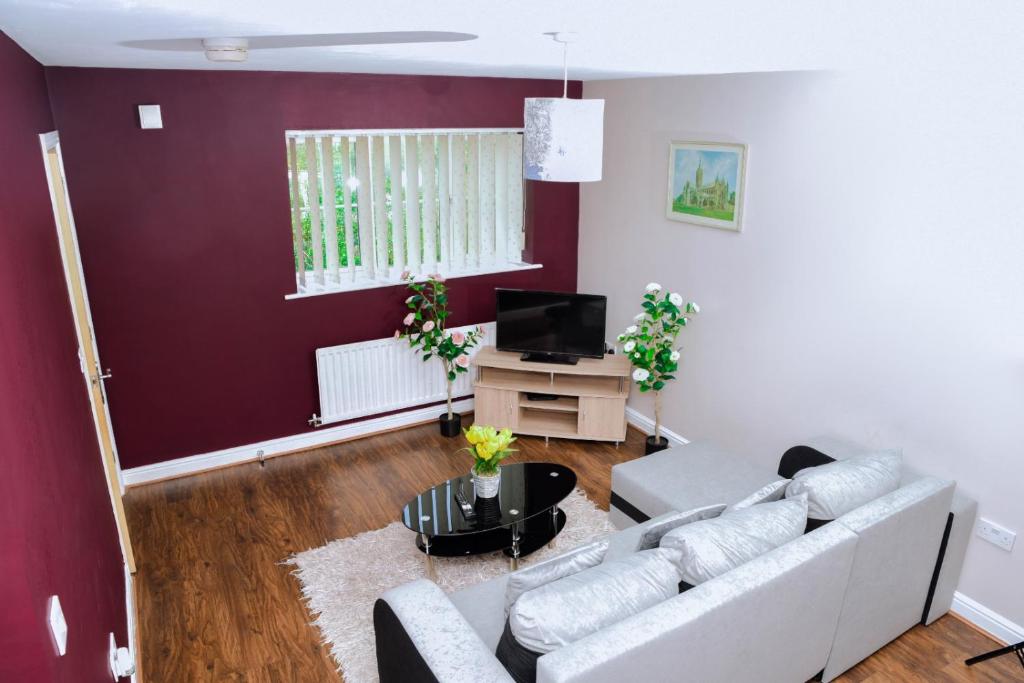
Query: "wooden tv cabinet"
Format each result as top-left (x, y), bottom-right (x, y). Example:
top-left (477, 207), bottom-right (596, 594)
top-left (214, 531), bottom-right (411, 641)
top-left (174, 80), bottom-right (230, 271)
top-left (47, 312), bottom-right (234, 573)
top-left (472, 347), bottom-right (631, 443)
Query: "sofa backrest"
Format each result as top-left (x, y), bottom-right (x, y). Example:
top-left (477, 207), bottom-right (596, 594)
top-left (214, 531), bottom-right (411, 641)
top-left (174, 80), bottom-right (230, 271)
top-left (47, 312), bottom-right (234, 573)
top-left (535, 523), bottom-right (859, 683)
top-left (823, 476), bottom-right (955, 681)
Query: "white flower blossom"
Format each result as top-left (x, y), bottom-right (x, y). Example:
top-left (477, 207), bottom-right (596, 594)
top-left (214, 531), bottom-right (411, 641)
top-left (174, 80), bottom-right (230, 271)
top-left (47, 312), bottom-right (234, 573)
top-left (623, 340), bottom-right (636, 352)
top-left (634, 313), bottom-right (645, 322)
top-left (625, 325), bottom-right (638, 334)
top-left (669, 292), bottom-right (683, 306)
top-left (632, 368), bottom-right (650, 382)
top-left (645, 282), bottom-right (662, 293)
top-left (688, 302), bottom-right (701, 313)
top-left (670, 350), bottom-right (681, 361)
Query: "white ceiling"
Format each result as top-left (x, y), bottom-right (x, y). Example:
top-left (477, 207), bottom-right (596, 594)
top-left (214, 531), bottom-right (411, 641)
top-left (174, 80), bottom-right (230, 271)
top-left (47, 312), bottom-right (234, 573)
top-left (0, 0), bottom-right (869, 79)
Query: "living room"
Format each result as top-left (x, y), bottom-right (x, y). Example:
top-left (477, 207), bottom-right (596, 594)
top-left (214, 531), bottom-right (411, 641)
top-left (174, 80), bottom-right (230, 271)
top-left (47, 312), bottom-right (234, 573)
top-left (2, 2), bottom-right (1022, 682)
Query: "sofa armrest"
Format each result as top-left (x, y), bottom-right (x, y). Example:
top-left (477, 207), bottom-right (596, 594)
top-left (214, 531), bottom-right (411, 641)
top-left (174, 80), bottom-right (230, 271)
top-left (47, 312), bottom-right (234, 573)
top-left (925, 491), bottom-right (978, 624)
top-left (375, 579), bottom-right (514, 683)
top-left (795, 435), bottom-right (976, 627)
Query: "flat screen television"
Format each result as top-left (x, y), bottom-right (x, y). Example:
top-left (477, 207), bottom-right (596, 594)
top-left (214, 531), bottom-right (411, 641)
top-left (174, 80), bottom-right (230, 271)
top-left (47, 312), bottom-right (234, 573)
top-left (495, 289), bottom-right (607, 364)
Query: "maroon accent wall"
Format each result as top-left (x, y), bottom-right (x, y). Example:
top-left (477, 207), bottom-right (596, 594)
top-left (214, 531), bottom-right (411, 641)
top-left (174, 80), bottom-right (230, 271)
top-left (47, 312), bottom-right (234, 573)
top-left (45, 67), bottom-right (581, 469)
top-left (0, 33), bottom-right (127, 681)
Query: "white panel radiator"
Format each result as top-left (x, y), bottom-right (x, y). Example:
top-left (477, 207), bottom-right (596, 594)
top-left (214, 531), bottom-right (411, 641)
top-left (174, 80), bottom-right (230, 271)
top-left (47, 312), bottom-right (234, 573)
top-left (313, 322), bottom-right (496, 426)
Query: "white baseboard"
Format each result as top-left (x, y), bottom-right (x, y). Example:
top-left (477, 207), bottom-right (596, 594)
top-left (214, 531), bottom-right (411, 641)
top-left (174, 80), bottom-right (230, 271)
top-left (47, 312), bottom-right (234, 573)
top-left (624, 407), bottom-right (690, 447)
top-left (122, 398), bottom-right (474, 486)
top-left (952, 591), bottom-right (1024, 645)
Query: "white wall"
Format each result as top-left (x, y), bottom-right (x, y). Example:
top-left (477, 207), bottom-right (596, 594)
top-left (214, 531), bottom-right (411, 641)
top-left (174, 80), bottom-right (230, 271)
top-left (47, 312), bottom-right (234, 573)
top-left (580, 14), bottom-right (1024, 626)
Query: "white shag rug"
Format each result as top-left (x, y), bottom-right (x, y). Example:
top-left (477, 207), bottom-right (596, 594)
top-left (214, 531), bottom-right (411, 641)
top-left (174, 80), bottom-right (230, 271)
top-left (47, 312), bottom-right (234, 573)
top-left (287, 488), bottom-right (615, 683)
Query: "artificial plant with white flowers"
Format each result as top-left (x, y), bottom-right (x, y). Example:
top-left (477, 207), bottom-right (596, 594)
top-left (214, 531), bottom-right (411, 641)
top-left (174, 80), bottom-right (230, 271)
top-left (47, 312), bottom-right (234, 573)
top-left (398, 272), bottom-right (484, 422)
top-left (618, 282), bottom-right (699, 444)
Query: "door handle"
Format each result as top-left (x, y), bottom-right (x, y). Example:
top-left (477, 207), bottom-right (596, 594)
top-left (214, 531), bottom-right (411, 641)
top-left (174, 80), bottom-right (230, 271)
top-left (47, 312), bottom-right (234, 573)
top-left (91, 369), bottom-right (112, 386)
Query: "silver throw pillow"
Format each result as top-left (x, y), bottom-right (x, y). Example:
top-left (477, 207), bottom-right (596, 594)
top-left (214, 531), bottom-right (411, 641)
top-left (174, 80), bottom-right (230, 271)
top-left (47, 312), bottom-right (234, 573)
top-left (659, 495), bottom-right (808, 586)
top-left (726, 479), bottom-right (790, 512)
top-left (635, 504), bottom-right (728, 551)
top-left (504, 539), bottom-right (609, 616)
top-left (786, 450), bottom-right (902, 520)
top-left (509, 548), bottom-right (682, 654)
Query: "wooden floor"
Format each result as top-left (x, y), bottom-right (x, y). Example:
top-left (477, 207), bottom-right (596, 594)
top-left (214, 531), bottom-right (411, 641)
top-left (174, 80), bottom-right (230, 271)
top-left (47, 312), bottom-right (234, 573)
top-left (124, 417), bottom-right (1020, 682)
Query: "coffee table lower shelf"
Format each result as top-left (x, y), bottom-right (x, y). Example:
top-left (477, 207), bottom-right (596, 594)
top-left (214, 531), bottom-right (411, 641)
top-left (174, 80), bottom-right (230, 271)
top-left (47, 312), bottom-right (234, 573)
top-left (415, 507), bottom-right (567, 564)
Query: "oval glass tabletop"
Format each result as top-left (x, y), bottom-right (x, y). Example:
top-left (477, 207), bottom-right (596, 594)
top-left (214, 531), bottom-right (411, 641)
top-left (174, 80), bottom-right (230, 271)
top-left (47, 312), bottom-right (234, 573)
top-left (401, 462), bottom-right (577, 538)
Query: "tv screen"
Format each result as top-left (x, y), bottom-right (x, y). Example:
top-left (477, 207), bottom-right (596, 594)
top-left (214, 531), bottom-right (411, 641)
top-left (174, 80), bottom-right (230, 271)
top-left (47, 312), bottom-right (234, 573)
top-left (495, 289), bottom-right (607, 360)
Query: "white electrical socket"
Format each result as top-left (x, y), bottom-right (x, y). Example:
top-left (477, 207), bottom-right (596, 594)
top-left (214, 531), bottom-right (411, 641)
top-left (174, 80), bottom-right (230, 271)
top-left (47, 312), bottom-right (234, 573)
top-left (976, 518), bottom-right (1016, 552)
top-left (48, 596), bottom-right (68, 656)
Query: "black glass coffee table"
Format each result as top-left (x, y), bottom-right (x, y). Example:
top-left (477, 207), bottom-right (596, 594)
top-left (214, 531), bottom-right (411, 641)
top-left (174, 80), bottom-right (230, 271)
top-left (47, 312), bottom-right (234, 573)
top-left (401, 462), bottom-right (577, 574)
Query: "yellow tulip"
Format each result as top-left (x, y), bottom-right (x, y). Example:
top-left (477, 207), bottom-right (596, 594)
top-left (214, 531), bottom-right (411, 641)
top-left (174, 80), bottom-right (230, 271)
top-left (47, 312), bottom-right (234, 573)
top-left (465, 425), bottom-right (485, 445)
top-left (465, 424), bottom-right (516, 466)
top-left (497, 428), bottom-right (515, 449)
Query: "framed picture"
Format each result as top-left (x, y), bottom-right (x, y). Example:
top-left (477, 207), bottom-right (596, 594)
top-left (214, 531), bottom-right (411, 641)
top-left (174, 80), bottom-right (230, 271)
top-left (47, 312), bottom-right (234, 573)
top-left (666, 141), bottom-right (747, 231)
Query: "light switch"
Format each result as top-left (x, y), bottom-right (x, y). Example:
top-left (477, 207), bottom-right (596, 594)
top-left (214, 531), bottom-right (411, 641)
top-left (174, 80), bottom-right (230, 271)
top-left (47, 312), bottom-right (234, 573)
top-left (138, 104), bottom-right (163, 129)
top-left (48, 595), bottom-right (68, 656)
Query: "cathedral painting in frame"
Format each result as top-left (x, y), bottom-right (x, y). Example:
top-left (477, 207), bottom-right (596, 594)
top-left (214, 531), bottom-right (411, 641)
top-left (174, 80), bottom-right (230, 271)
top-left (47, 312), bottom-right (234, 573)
top-left (666, 141), bottom-right (747, 231)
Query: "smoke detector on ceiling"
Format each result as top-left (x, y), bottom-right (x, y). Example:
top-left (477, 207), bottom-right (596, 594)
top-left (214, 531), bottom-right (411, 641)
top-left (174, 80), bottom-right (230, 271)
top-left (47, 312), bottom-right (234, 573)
top-left (202, 38), bottom-right (249, 62)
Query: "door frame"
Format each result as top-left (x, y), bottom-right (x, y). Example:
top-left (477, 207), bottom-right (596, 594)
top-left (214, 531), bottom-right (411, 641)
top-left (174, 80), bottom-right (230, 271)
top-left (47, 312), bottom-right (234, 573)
top-left (38, 130), bottom-right (136, 574)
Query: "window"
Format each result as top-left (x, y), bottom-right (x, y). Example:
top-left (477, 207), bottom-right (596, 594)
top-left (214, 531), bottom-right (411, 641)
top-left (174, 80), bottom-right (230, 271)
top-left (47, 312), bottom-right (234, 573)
top-left (285, 128), bottom-right (536, 297)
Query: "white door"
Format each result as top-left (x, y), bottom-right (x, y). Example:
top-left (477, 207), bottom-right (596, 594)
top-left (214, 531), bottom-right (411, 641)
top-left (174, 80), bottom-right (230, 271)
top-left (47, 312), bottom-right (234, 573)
top-left (39, 131), bottom-right (136, 573)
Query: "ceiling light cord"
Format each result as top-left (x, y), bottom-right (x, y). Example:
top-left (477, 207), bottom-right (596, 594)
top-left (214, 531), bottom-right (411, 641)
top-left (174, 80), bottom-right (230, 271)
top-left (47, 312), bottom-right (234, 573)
top-left (562, 41), bottom-right (568, 98)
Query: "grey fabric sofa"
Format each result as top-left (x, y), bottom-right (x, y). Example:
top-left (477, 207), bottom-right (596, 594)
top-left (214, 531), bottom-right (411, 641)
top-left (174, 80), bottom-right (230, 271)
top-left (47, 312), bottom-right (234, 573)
top-left (374, 437), bottom-right (975, 683)
top-left (610, 436), bottom-right (977, 682)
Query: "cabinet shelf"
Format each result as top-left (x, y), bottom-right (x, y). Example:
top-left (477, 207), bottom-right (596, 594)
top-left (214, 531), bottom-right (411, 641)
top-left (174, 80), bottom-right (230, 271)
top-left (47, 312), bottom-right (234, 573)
top-left (519, 396), bottom-right (579, 413)
top-left (518, 410), bottom-right (579, 438)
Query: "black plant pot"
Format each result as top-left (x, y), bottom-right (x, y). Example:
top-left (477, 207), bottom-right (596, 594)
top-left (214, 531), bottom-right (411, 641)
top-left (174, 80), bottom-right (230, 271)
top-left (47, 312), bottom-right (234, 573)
top-left (439, 412), bottom-right (462, 438)
top-left (644, 436), bottom-right (670, 455)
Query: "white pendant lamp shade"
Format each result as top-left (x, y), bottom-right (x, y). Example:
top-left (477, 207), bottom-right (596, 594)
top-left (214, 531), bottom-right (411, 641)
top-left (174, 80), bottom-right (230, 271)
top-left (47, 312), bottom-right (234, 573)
top-left (523, 32), bottom-right (604, 182)
top-left (524, 97), bottom-right (604, 182)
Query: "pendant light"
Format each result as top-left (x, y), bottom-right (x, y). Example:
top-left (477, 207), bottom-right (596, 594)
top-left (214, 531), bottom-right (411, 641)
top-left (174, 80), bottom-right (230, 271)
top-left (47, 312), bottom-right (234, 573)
top-left (524, 33), bottom-right (604, 182)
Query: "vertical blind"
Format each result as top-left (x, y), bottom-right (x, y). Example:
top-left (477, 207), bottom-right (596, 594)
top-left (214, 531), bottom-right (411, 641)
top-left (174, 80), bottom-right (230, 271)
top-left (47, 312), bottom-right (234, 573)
top-left (286, 129), bottom-right (527, 294)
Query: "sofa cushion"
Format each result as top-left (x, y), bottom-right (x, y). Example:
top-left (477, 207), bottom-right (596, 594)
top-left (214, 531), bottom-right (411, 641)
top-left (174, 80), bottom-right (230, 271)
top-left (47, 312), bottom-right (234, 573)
top-left (610, 440), bottom-right (780, 527)
top-left (507, 548), bottom-right (682, 655)
top-left (725, 479), bottom-right (790, 511)
top-left (659, 495), bottom-right (808, 586)
top-left (786, 450), bottom-right (902, 521)
top-left (635, 504), bottom-right (727, 551)
top-left (504, 540), bottom-right (609, 616)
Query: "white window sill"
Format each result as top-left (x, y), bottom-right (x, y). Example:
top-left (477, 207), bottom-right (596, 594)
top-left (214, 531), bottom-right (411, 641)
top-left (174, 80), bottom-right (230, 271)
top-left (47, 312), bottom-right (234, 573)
top-left (284, 262), bottom-right (543, 300)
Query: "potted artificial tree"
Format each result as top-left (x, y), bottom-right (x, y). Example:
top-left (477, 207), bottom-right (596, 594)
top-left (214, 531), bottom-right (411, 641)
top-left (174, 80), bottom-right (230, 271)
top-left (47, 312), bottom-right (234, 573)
top-left (618, 282), bottom-right (699, 455)
top-left (398, 272), bottom-right (483, 437)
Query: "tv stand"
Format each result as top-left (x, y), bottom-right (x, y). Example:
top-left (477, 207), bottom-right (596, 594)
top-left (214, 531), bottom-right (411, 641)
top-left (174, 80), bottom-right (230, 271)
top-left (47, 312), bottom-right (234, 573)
top-left (473, 347), bottom-right (630, 443)
top-left (520, 352), bottom-right (578, 365)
